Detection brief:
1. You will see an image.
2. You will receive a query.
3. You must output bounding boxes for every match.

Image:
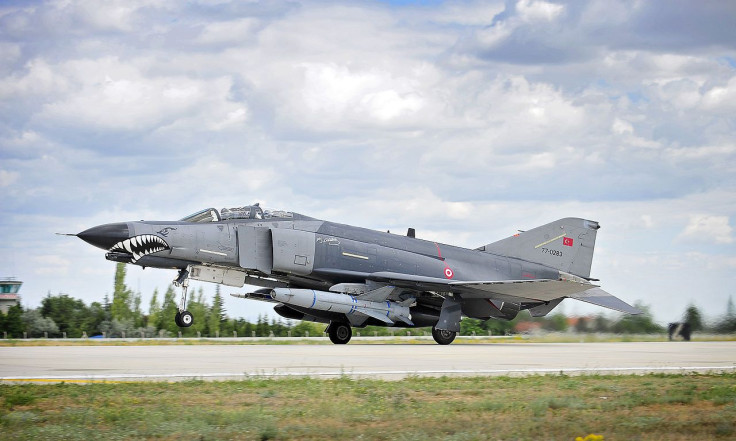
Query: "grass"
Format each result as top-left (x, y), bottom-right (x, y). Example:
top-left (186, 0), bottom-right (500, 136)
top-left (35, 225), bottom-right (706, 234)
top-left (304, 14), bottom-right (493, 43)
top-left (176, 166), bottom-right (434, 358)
top-left (1, 373), bottom-right (735, 440)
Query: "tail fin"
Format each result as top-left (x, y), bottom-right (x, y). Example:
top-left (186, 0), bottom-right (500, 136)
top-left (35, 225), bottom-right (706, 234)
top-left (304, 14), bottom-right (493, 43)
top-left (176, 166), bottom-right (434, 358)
top-left (479, 218), bottom-right (600, 278)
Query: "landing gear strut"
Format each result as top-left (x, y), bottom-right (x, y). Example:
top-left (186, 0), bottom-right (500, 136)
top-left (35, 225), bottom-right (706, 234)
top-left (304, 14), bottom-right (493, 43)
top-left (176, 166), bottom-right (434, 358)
top-left (432, 326), bottom-right (456, 345)
top-left (327, 322), bottom-right (352, 344)
top-left (173, 268), bottom-right (193, 328)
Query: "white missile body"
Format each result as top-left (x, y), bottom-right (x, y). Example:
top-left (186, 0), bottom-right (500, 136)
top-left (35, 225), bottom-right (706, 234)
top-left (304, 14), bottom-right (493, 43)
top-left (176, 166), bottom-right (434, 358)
top-left (270, 288), bottom-right (413, 325)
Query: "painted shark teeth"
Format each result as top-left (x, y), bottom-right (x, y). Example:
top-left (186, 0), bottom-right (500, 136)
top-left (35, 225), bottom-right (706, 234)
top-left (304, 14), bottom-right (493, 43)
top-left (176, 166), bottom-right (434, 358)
top-left (109, 234), bottom-right (170, 263)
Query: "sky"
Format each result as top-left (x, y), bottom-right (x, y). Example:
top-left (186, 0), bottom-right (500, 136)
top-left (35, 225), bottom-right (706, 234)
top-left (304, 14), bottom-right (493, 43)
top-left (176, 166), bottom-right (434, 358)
top-left (1, 0), bottom-right (735, 325)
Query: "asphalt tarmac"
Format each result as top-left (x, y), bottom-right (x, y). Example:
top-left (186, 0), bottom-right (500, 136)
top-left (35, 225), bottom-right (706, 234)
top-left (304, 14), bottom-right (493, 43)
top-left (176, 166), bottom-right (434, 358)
top-left (1, 341), bottom-right (734, 382)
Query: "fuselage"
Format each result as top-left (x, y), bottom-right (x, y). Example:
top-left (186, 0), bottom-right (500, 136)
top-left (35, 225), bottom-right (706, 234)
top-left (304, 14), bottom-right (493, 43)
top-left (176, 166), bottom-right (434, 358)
top-left (85, 216), bottom-right (559, 291)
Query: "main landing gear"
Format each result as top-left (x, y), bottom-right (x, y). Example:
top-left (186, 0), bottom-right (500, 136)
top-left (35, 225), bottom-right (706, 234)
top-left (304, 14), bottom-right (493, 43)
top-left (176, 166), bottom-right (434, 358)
top-left (327, 322), bottom-right (352, 344)
top-left (325, 322), bottom-right (456, 345)
top-left (173, 268), bottom-right (194, 328)
top-left (431, 326), bottom-right (456, 345)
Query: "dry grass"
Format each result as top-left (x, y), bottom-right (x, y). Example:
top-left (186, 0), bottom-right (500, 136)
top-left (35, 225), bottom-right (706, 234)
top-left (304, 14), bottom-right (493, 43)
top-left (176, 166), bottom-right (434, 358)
top-left (1, 373), bottom-right (735, 440)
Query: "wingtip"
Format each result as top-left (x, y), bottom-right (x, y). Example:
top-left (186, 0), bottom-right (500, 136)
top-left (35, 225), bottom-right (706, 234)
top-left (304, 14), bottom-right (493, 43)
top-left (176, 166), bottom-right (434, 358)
top-left (572, 287), bottom-right (642, 315)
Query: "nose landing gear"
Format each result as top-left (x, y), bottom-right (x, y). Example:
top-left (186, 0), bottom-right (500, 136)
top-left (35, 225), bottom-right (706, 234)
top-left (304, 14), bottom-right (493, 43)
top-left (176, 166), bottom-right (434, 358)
top-left (173, 268), bottom-right (194, 328)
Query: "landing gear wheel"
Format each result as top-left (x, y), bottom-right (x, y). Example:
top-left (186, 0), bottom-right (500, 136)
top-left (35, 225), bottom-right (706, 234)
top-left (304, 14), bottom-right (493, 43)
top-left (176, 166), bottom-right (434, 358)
top-left (432, 326), bottom-right (456, 345)
top-left (174, 311), bottom-right (182, 327)
top-left (328, 322), bottom-right (352, 344)
top-left (178, 311), bottom-right (194, 328)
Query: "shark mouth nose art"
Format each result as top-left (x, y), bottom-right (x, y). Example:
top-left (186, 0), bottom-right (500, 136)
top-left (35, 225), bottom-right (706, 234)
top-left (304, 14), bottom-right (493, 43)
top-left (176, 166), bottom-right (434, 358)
top-left (109, 235), bottom-right (170, 263)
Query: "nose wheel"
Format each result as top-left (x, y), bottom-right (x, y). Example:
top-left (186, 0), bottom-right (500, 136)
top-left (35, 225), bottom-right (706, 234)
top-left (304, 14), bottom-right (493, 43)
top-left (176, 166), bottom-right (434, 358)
top-left (173, 268), bottom-right (194, 328)
top-left (175, 311), bottom-right (194, 328)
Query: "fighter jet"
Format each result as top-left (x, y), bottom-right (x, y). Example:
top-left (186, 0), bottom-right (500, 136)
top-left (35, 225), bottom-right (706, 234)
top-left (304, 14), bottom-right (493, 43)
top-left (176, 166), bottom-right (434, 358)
top-left (73, 203), bottom-right (640, 345)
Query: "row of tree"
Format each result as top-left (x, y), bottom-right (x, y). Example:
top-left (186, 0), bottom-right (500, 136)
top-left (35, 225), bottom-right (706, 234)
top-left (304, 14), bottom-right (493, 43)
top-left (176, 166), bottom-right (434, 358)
top-left (1, 263), bottom-right (735, 338)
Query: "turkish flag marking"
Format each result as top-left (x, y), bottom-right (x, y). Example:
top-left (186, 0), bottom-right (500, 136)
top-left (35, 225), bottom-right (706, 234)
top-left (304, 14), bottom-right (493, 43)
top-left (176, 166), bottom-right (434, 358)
top-left (563, 237), bottom-right (574, 247)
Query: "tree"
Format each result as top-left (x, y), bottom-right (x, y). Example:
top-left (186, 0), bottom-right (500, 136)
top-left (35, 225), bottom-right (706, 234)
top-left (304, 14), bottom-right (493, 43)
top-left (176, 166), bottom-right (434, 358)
top-left (111, 263), bottom-right (134, 321)
top-left (132, 291), bottom-right (143, 328)
top-left (714, 295), bottom-right (736, 333)
top-left (81, 302), bottom-right (107, 336)
top-left (574, 317), bottom-right (590, 333)
top-left (612, 302), bottom-right (663, 334)
top-left (592, 314), bottom-right (611, 333)
top-left (182, 288), bottom-right (207, 337)
top-left (41, 293), bottom-right (90, 338)
top-left (543, 313), bottom-right (568, 332)
top-left (256, 314), bottom-right (269, 336)
top-left (682, 303), bottom-right (704, 332)
top-left (460, 318), bottom-right (484, 336)
top-left (482, 316), bottom-right (516, 335)
top-left (102, 294), bottom-right (112, 318)
top-left (22, 309), bottom-right (59, 337)
top-left (99, 318), bottom-right (136, 338)
top-left (291, 321), bottom-right (323, 337)
top-left (158, 285), bottom-right (179, 335)
top-left (215, 284), bottom-right (226, 319)
top-left (2, 304), bottom-right (24, 338)
top-left (148, 288), bottom-right (161, 329)
top-left (208, 288), bottom-right (225, 336)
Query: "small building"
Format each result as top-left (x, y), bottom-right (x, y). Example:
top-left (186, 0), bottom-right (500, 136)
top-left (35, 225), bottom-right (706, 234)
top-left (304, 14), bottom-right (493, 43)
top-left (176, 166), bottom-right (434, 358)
top-left (0, 277), bottom-right (22, 314)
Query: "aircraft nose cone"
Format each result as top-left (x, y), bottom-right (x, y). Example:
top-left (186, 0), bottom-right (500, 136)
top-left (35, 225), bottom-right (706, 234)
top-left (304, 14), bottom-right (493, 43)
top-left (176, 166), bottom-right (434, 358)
top-left (77, 223), bottom-right (130, 250)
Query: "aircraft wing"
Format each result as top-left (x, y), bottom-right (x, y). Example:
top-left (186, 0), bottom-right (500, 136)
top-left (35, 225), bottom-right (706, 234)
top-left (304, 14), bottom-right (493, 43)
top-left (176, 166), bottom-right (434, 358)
top-left (367, 271), bottom-right (591, 301)
top-left (367, 271), bottom-right (640, 314)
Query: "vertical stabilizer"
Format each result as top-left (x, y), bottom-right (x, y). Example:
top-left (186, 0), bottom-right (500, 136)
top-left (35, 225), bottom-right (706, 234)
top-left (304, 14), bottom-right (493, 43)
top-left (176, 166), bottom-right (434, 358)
top-left (480, 218), bottom-right (600, 278)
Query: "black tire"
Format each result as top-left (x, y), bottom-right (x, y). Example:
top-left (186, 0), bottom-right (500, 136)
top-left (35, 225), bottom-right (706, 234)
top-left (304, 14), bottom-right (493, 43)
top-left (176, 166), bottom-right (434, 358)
top-left (432, 326), bottom-right (456, 345)
top-left (179, 311), bottom-right (194, 328)
top-left (328, 322), bottom-right (352, 344)
top-left (174, 311), bottom-right (182, 327)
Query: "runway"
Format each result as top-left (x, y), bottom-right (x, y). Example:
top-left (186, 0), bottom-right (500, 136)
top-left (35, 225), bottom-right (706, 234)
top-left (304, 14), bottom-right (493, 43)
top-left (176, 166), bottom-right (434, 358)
top-left (1, 341), bottom-right (735, 382)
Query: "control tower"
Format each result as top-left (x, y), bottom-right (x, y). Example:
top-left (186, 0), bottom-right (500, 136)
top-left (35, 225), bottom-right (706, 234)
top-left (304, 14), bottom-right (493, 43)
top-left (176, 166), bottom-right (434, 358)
top-left (0, 277), bottom-right (21, 314)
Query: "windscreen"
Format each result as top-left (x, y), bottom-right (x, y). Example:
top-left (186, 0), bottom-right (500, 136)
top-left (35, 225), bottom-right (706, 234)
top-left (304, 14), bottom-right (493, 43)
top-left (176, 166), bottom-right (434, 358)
top-left (179, 208), bottom-right (221, 223)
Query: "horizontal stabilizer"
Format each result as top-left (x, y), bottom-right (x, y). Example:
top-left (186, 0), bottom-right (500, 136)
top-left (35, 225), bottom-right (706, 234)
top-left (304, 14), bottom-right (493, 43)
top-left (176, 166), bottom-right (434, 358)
top-left (571, 288), bottom-right (641, 315)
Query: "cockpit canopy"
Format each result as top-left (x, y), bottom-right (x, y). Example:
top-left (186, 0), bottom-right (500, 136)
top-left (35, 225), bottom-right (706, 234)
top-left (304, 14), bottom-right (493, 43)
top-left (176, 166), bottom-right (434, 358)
top-left (179, 203), bottom-right (294, 223)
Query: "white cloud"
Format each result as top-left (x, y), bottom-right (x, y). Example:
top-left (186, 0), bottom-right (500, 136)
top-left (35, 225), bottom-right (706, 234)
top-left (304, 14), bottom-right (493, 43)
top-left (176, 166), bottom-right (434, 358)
top-left (678, 215), bottom-right (734, 244)
top-left (0, 170), bottom-right (19, 187)
top-left (33, 255), bottom-right (71, 276)
top-left (701, 76), bottom-right (736, 112)
top-left (23, 57), bottom-right (245, 135)
top-left (516, 0), bottom-right (565, 22)
top-left (196, 18), bottom-right (262, 45)
top-left (298, 62), bottom-right (426, 125)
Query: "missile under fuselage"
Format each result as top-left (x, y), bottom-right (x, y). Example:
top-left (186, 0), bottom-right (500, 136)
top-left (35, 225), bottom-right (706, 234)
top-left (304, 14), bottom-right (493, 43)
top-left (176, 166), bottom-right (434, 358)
top-left (270, 288), bottom-right (413, 325)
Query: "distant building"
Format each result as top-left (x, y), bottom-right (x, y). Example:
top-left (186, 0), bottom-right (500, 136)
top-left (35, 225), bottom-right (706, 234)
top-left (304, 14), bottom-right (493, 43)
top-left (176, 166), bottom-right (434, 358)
top-left (0, 277), bottom-right (22, 314)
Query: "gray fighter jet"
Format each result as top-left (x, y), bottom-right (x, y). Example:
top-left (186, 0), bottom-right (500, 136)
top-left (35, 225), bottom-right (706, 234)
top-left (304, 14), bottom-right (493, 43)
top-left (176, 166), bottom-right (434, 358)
top-left (74, 203), bottom-right (640, 344)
